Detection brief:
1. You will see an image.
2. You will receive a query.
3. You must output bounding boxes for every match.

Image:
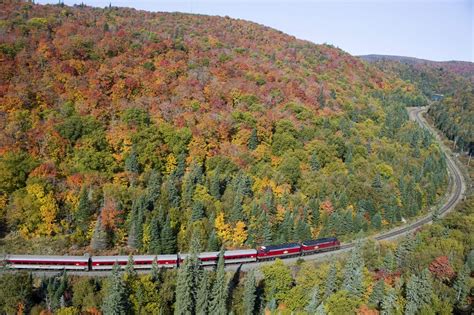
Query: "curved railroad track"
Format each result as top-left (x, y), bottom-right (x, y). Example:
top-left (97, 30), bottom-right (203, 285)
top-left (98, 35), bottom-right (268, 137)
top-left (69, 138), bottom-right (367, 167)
top-left (2, 106), bottom-right (466, 275)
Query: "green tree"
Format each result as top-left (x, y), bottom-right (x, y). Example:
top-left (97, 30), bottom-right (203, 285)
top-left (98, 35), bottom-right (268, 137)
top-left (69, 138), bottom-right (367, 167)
top-left (261, 259), bottom-right (293, 304)
top-left (381, 286), bottom-right (397, 315)
top-left (324, 290), bottom-right (360, 314)
top-left (91, 216), bottom-right (108, 250)
top-left (405, 269), bottom-right (432, 315)
top-left (175, 240), bottom-right (200, 315)
top-left (305, 285), bottom-right (321, 314)
top-left (453, 263), bottom-right (470, 307)
top-left (161, 215), bottom-right (177, 254)
top-left (248, 128), bottom-right (259, 150)
top-left (196, 271), bottom-right (211, 315)
top-left (342, 248), bottom-right (364, 298)
top-left (310, 150), bottom-right (321, 171)
top-left (371, 212), bottom-right (382, 230)
top-left (209, 248), bottom-right (228, 315)
top-left (125, 147), bottom-right (139, 174)
top-left (75, 186), bottom-right (92, 231)
top-left (243, 270), bottom-right (256, 315)
top-left (0, 272), bottom-right (33, 314)
top-left (368, 279), bottom-right (385, 309)
top-left (149, 211), bottom-right (161, 254)
top-left (324, 262), bottom-right (337, 298)
top-left (102, 263), bottom-right (130, 315)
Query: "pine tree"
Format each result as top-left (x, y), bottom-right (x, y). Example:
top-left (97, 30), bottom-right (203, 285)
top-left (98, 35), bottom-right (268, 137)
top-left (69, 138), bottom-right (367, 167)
top-left (305, 285), bottom-right (321, 314)
top-left (382, 249), bottom-right (396, 272)
top-left (405, 269), bottom-right (432, 315)
top-left (91, 216), bottom-right (107, 250)
top-left (191, 201), bottom-right (205, 222)
top-left (175, 241), bottom-right (200, 315)
top-left (75, 186), bottom-right (91, 231)
top-left (209, 170), bottom-right (221, 199)
top-left (125, 147), bottom-right (139, 174)
top-left (309, 198), bottom-right (320, 226)
top-left (372, 173), bottom-right (382, 190)
top-left (368, 279), bottom-right (385, 309)
top-left (324, 263), bottom-right (337, 298)
top-left (149, 211), bottom-right (161, 254)
top-left (310, 150), bottom-right (321, 171)
top-left (453, 263), bottom-right (470, 307)
top-left (209, 248), bottom-right (227, 315)
top-left (342, 248), bottom-right (364, 298)
top-left (243, 270), bottom-right (256, 315)
top-left (146, 169), bottom-right (162, 208)
top-left (124, 255), bottom-right (136, 279)
top-left (128, 195), bottom-right (146, 249)
top-left (151, 258), bottom-right (160, 282)
top-left (371, 212), bottom-right (382, 230)
top-left (248, 128), bottom-right (259, 150)
top-left (102, 263), bottom-right (130, 315)
top-left (315, 303), bottom-right (327, 315)
top-left (196, 271), bottom-right (211, 315)
top-left (381, 287), bottom-right (397, 315)
top-left (207, 227), bottom-right (220, 251)
top-left (161, 215), bottom-right (177, 254)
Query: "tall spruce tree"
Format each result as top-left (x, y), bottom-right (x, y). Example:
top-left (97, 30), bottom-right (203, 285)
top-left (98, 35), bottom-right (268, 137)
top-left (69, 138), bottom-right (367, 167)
top-left (91, 216), bottom-right (107, 250)
top-left (161, 215), bottom-right (177, 254)
top-left (305, 285), bottom-right (321, 314)
top-left (248, 128), bottom-right (259, 150)
top-left (243, 270), bottom-right (256, 315)
top-left (453, 263), bottom-right (470, 307)
top-left (102, 263), bottom-right (130, 315)
top-left (149, 211), bottom-right (161, 254)
top-left (196, 270), bottom-right (211, 315)
top-left (209, 248), bottom-right (228, 315)
top-left (342, 247), bottom-right (364, 298)
top-left (75, 186), bottom-right (91, 231)
top-left (175, 236), bottom-right (200, 315)
top-left (368, 279), bottom-right (385, 309)
top-left (324, 262), bottom-right (337, 298)
top-left (128, 195), bottom-right (147, 249)
top-left (125, 147), bottom-right (139, 174)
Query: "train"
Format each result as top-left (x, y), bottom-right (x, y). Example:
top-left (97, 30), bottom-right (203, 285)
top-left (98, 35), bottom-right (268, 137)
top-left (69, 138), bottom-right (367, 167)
top-left (0, 237), bottom-right (340, 271)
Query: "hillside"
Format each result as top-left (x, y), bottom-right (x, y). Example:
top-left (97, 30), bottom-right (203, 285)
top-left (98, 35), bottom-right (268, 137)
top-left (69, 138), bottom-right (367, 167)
top-left (0, 2), bottom-right (445, 254)
top-left (361, 55), bottom-right (474, 155)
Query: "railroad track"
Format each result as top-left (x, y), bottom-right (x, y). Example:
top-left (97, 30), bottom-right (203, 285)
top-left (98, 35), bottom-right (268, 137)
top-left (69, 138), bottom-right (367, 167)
top-left (2, 106), bottom-right (466, 276)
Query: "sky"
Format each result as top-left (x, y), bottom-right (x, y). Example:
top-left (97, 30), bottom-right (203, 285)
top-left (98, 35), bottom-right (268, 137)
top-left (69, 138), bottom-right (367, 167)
top-left (37, 0), bottom-right (473, 62)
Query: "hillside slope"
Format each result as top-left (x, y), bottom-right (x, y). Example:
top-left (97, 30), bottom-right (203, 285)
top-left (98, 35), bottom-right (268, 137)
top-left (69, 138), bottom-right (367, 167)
top-left (0, 3), bottom-right (445, 254)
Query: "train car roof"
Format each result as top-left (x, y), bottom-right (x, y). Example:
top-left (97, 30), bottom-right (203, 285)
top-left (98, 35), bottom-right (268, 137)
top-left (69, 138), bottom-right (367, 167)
top-left (92, 255), bottom-right (151, 261)
top-left (198, 252), bottom-right (219, 259)
top-left (302, 237), bottom-right (338, 246)
top-left (225, 249), bottom-right (257, 255)
top-left (6, 255), bottom-right (89, 262)
top-left (259, 243), bottom-right (301, 251)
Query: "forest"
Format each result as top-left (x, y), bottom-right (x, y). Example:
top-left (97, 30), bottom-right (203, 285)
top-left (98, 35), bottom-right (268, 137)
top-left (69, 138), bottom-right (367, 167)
top-left (0, 2), bottom-right (446, 255)
top-left (0, 194), bottom-right (472, 314)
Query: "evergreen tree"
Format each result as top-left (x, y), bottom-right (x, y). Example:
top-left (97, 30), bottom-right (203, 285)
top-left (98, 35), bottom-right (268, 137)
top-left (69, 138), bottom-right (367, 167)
top-left (262, 213), bottom-right (273, 244)
top-left (371, 212), bottom-right (382, 230)
top-left (102, 263), bottom-right (129, 315)
top-left (405, 269), bottom-right (432, 315)
top-left (342, 248), bottom-right (364, 298)
top-left (128, 195), bottom-right (146, 249)
top-left (372, 173), bottom-right (382, 190)
top-left (308, 198), bottom-right (320, 226)
top-left (315, 303), bottom-right (327, 315)
top-left (75, 186), bottom-right (91, 231)
top-left (368, 279), bottom-right (385, 309)
top-left (209, 170), bottom-right (221, 199)
top-left (243, 270), bottom-right (256, 315)
top-left (248, 128), bottom-right (259, 150)
top-left (124, 255), bottom-right (136, 279)
top-left (175, 238), bottom-right (200, 315)
top-left (324, 263), bottom-right (337, 298)
top-left (453, 263), bottom-right (470, 307)
top-left (305, 285), bottom-right (321, 314)
top-left (149, 211), bottom-right (161, 254)
top-left (125, 147), bottom-right (139, 174)
top-left (207, 227), bottom-right (220, 251)
top-left (381, 287), bottom-right (397, 315)
top-left (196, 271), bottom-right (211, 315)
top-left (151, 258), bottom-right (160, 282)
top-left (146, 169), bottom-right (162, 208)
top-left (382, 249), bottom-right (396, 272)
top-left (209, 248), bottom-right (227, 315)
top-left (310, 150), bottom-right (321, 171)
top-left (161, 215), bottom-right (177, 254)
top-left (191, 201), bottom-right (205, 222)
top-left (91, 216), bottom-right (107, 250)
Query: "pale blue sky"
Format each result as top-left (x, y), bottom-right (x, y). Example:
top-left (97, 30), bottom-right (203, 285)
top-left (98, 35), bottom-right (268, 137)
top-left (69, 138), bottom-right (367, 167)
top-left (37, 0), bottom-right (473, 62)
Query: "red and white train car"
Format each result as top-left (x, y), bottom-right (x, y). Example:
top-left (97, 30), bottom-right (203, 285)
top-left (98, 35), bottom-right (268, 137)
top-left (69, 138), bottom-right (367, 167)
top-left (257, 243), bottom-right (302, 260)
top-left (4, 255), bottom-right (89, 270)
top-left (90, 255), bottom-right (178, 270)
top-left (301, 237), bottom-right (340, 255)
